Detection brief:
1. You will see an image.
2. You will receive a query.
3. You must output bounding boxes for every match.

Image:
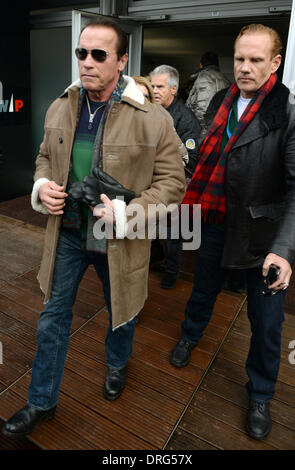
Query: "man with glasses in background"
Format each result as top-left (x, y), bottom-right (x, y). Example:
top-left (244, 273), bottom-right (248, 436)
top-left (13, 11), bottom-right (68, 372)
top-left (3, 17), bottom-right (185, 438)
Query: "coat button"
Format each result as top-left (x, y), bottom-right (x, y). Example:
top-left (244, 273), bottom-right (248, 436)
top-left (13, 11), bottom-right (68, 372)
top-left (59, 137), bottom-right (63, 144)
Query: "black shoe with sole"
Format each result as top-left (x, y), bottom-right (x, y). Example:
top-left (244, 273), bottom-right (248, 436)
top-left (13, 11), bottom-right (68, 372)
top-left (170, 339), bottom-right (195, 368)
top-left (246, 401), bottom-right (271, 440)
top-left (104, 367), bottom-right (126, 401)
top-left (161, 272), bottom-right (178, 289)
top-left (2, 404), bottom-right (56, 438)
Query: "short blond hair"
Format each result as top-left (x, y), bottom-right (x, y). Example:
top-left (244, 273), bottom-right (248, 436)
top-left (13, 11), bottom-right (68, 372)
top-left (234, 24), bottom-right (283, 58)
top-left (133, 76), bottom-right (155, 103)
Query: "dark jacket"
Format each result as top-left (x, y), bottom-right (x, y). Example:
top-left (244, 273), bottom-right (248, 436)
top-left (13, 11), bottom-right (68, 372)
top-left (167, 97), bottom-right (201, 176)
top-left (204, 81), bottom-right (295, 269)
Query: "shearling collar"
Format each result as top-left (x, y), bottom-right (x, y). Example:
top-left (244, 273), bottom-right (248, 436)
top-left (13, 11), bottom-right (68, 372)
top-left (62, 75), bottom-right (148, 110)
top-left (259, 80), bottom-right (290, 130)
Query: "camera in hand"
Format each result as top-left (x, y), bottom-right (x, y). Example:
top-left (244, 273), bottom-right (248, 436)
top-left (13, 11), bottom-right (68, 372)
top-left (262, 264), bottom-right (280, 296)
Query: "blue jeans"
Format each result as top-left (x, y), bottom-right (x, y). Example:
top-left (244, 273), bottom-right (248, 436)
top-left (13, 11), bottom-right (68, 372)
top-left (28, 228), bottom-right (137, 410)
top-left (181, 224), bottom-right (285, 403)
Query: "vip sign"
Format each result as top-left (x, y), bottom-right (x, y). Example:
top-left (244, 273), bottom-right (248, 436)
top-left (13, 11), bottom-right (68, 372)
top-left (0, 81), bottom-right (24, 112)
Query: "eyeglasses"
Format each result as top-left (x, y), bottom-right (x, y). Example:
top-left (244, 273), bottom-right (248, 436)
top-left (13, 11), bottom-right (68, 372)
top-left (75, 48), bottom-right (109, 62)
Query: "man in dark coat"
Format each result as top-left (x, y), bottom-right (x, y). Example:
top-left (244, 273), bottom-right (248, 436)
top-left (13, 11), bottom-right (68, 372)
top-left (170, 24), bottom-right (295, 440)
top-left (150, 64), bottom-right (201, 288)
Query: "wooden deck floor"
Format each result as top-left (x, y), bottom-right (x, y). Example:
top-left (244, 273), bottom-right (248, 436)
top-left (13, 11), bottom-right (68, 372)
top-left (0, 211), bottom-right (294, 450)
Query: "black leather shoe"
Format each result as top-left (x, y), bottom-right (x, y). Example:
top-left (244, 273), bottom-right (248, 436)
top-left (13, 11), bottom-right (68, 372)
top-left (104, 367), bottom-right (126, 401)
top-left (170, 339), bottom-right (195, 368)
top-left (246, 401), bottom-right (271, 440)
top-left (161, 272), bottom-right (178, 289)
top-left (2, 404), bottom-right (56, 438)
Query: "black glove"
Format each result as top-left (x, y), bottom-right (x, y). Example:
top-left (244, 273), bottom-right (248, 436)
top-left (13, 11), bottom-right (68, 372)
top-left (67, 181), bottom-right (84, 201)
top-left (68, 168), bottom-right (136, 207)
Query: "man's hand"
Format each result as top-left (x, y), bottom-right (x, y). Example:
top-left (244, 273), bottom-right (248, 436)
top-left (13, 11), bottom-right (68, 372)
top-left (263, 253), bottom-right (292, 290)
top-left (92, 194), bottom-right (115, 224)
top-left (39, 181), bottom-right (68, 215)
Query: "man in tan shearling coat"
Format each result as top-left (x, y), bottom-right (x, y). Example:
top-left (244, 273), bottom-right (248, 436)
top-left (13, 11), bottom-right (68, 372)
top-left (3, 17), bottom-right (185, 438)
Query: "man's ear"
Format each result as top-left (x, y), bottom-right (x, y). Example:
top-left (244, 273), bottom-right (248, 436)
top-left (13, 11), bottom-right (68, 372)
top-left (119, 53), bottom-right (128, 72)
top-left (171, 85), bottom-right (177, 96)
top-left (271, 54), bottom-right (282, 74)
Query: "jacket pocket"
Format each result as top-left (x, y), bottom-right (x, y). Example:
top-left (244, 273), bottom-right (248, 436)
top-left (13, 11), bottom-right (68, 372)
top-left (248, 201), bottom-right (285, 256)
top-left (249, 201), bottom-right (285, 220)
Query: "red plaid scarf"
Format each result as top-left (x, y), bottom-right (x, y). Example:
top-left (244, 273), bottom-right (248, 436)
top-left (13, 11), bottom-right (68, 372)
top-left (182, 73), bottom-right (277, 224)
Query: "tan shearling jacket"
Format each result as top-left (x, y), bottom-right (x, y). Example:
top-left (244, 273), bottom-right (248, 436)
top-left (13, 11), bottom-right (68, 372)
top-left (31, 75), bottom-right (186, 329)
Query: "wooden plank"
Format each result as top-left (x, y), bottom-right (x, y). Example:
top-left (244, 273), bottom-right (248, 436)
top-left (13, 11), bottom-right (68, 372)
top-left (191, 389), bottom-right (295, 450)
top-left (0, 265), bottom-right (24, 282)
top-left (7, 275), bottom-right (106, 311)
top-left (0, 292), bottom-right (84, 333)
top-left (179, 406), bottom-right (276, 450)
top-left (60, 370), bottom-right (172, 447)
top-left (137, 312), bottom-right (220, 354)
top-left (83, 311), bottom-right (214, 371)
top-left (284, 311), bottom-right (295, 327)
top-left (236, 310), bottom-right (295, 342)
top-left (1, 379), bottom-right (155, 450)
top-left (224, 326), bottom-right (295, 354)
top-left (201, 371), bottom-right (249, 407)
top-left (218, 341), bottom-right (295, 388)
top-left (0, 389), bottom-right (97, 450)
top-left (24, 266), bottom-right (105, 299)
top-left (6, 276), bottom-right (48, 298)
top-left (127, 360), bottom-right (195, 404)
top-left (209, 357), bottom-right (248, 385)
top-left (209, 355), bottom-right (295, 410)
top-left (201, 372), bottom-right (295, 431)
top-left (66, 348), bottom-right (184, 423)
top-left (69, 326), bottom-right (202, 393)
top-left (0, 312), bottom-right (36, 351)
top-left (134, 324), bottom-right (213, 370)
top-left (0, 418), bottom-right (40, 450)
top-left (148, 271), bottom-right (245, 310)
top-left (166, 428), bottom-right (218, 450)
top-left (0, 220), bottom-right (252, 451)
top-left (0, 215), bottom-right (24, 233)
top-left (274, 380), bottom-right (295, 407)
top-left (148, 274), bottom-right (195, 300)
top-left (71, 310), bottom-right (206, 385)
top-left (0, 290), bottom-right (39, 327)
top-left (0, 280), bottom-right (101, 322)
top-left (0, 228), bottom-right (43, 266)
top-left (0, 283), bottom-right (44, 312)
top-left (141, 299), bottom-right (233, 339)
top-left (145, 289), bottom-right (242, 324)
top-left (145, 279), bottom-right (243, 322)
top-left (0, 332), bottom-right (34, 390)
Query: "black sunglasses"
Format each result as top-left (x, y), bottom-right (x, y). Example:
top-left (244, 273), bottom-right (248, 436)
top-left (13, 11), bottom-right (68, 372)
top-left (75, 48), bottom-right (109, 62)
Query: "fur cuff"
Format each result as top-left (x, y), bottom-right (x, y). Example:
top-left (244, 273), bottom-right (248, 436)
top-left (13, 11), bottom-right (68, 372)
top-left (113, 199), bottom-right (127, 238)
top-left (31, 178), bottom-right (50, 215)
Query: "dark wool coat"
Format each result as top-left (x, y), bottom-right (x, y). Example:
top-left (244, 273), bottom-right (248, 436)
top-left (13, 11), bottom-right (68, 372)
top-left (204, 81), bottom-right (295, 269)
top-left (166, 97), bottom-right (201, 175)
